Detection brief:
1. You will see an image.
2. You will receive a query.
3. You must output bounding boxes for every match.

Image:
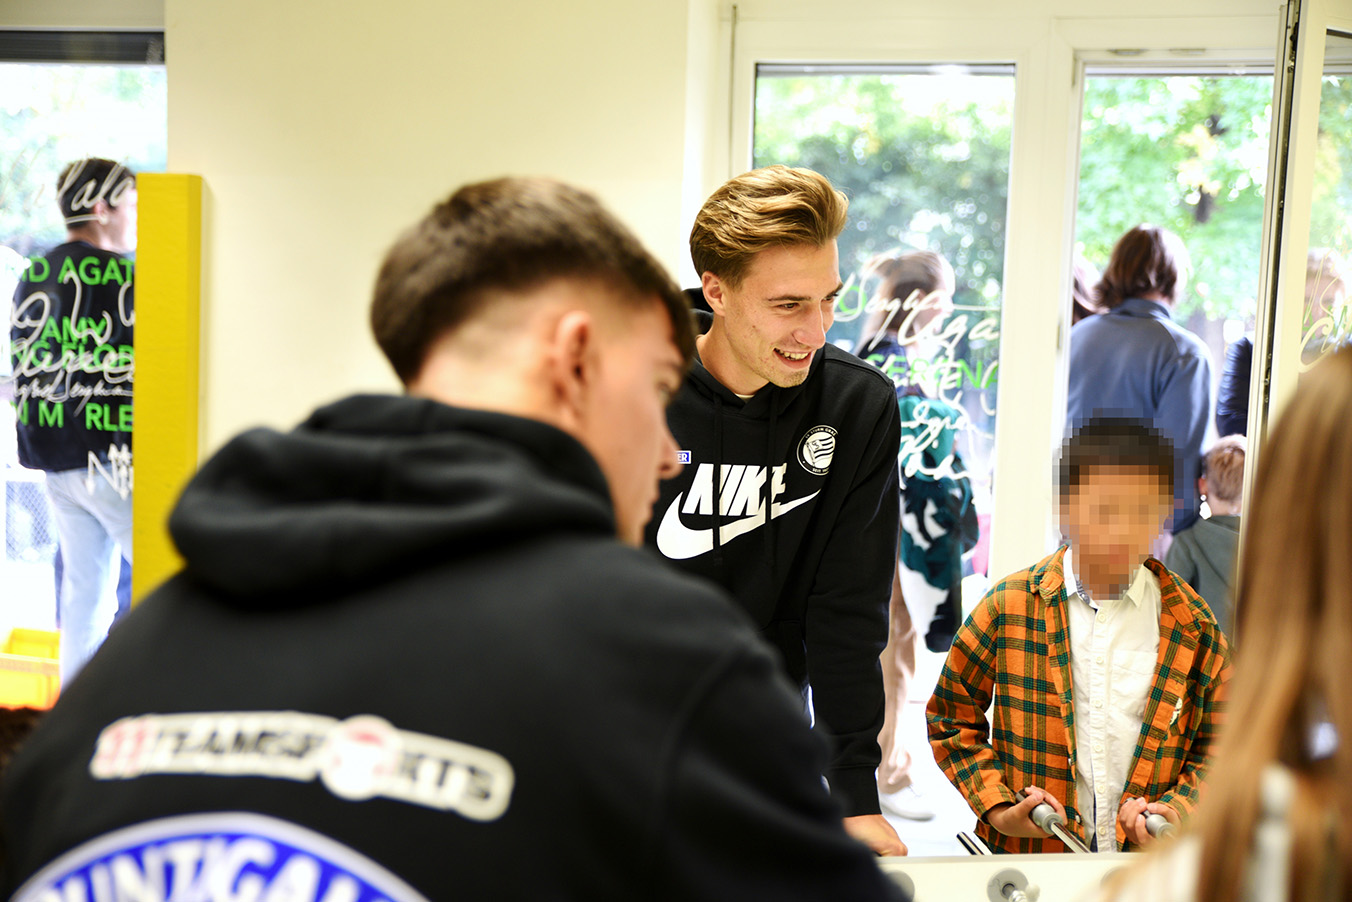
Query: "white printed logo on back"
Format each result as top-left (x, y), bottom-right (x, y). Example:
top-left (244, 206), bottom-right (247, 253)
top-left (11, 812), bottom-right (431, 902)
top-left (797, 426), bottom-right (837, 475)
top-left (90, 711), bottom-right (514, 822)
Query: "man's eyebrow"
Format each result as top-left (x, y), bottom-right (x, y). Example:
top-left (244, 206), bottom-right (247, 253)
top-left (767, 282), bottom-right (845, 303)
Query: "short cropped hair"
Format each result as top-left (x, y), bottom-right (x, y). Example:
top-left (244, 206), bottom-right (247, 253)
top-left (371, 177), bottom-right (695, 384)
top-left (1095, 225), bottom-right (1190, 309)
top-left (57, 158), bottom-right (136, 224)
top-left (1202, 435), bottom-right (1246, 503)
top-left (689, 165), bottom-right (848, 287)
top-left (1057, 417), bottom-right (1175, 500)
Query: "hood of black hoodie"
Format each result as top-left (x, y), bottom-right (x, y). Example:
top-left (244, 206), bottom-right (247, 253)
top-left (168, 394), bottom-right (615, 606)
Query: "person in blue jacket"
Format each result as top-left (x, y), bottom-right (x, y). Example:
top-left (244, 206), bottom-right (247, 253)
top-left (1066, 225), bottom-right (1215, 534)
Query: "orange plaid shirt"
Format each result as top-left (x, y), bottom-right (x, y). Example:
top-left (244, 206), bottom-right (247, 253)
top-left (926, 546), bottom-right (1230, 853)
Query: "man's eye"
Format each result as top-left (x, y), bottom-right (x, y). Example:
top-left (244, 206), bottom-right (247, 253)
top-left (778, 303), bottom-right (798, 311)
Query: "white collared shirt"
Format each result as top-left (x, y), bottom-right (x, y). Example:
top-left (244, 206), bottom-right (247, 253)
top-left (1063, 547), bottom-right (1161, 851)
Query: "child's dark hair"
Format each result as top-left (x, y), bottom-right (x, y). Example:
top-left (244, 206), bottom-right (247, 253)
top-left (56, 158), bottom-right (136, 224)
top-left (1057, 417), bottom-right (1175, 499)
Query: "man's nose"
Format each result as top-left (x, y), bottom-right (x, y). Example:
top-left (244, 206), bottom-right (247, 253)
top-left (795, 306), bottom-right (828, 348)
top-left (658, 427), bottom-right (684, 479)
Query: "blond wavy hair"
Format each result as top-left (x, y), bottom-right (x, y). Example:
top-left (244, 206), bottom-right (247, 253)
top-left (689, 165), bottom-right (848, 287)
top-left (1202, 435), bottom-right (1246, 504)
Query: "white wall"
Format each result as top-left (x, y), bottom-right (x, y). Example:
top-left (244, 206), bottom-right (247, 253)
top-left (0, 0), bottom-right (161, 29)
top-left (162, 0), bottom-right (714, 451)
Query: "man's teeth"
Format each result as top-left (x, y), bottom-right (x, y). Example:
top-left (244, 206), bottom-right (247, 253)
top-left (779, 350), bottom-right (808, 360)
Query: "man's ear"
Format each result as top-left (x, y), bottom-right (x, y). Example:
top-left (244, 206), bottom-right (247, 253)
top-left (543, 309), bottom-right (594, 431)
top-left (701, 271), bottom-right (729, 316)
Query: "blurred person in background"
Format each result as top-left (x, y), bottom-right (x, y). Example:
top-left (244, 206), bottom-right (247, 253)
top-left (858, 248), bottom-right (979, 822)
top-left (1164, 436), bottom-right (1245, 639)
top-left (1216, 248), bottom-right (1349, 437)
top-left (1071, 250), bottom-right (1105, 325)
top-left (1067, 224), bottom-right (1216, 535)
top-left (9, 159), bottom-right (136, 686)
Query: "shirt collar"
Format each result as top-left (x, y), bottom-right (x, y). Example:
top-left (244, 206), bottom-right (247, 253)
top-left (1115, 297), bottom-right (1174, 321)
top-left (1062, 546), bottom-right (1147, 609)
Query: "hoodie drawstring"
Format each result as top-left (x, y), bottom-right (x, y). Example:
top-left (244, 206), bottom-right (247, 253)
top-left (712, 394), bottom-right (724, 569)
top-left (765, 395), bottom-right (779, 597)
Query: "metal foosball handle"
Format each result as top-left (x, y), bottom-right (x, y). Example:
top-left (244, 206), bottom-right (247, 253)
top-left (1144, 812), bottom-right (1177, 839)
top-left (957, 831), bottom-right (993, 855)
top-left (1013, 790), bottom-right (1092, 854)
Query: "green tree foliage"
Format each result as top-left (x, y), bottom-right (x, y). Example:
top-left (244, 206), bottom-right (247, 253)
top-left (753, 71), bottom-right (1352, 332)
top-left (1076, 76), bottom-right (1274, 322)
top-left (1310, 71), bottom-right (1352, 260)
top-left (754, 72), bottom-right (1013, 482)
top-left (0, 64), bottom-right (166, 256)
top-left (754, 72), bottom-right (1013, 350)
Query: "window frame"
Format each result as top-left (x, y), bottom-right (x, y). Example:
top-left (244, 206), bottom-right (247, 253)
top-left (724, 7), bottom-right (1280, 579)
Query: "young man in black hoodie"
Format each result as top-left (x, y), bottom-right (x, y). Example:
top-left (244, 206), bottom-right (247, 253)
top-left (646, 165), bottom-right (906, 855)
top-left (0, 178), bottom-right (906, 901)
top-left (10, 158), bottom-right (137, 685)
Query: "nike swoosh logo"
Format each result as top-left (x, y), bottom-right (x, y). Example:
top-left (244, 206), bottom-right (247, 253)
top-left (655, 492), bottom-right (819, 560)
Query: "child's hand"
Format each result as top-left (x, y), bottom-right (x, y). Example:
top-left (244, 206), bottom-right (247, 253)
top-left (1117, 796), bottom-right (1179, 846)
top-left (985, 786), bottom-right (1068, 838)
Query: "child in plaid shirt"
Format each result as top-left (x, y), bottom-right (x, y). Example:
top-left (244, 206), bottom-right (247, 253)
top-left (927, 418), bottom-right (1230, 853)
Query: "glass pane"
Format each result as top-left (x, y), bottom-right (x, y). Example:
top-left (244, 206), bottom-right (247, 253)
top-left (1, 62), bottom-right (165, 696)
top-left (1301, 32), bottom-right (1352, 369)
top-left (754, 64), bottom-right (1015, 855)
top-left (1070, 74), bottom-right (1272, 554)
top-left (754, 64), bottom-right (1012, 597)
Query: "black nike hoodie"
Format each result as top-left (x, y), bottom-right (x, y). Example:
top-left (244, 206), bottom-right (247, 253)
top-left (0, 394), bottom-right (905, 902)
top-left (646, 306), bottom-right (902, 817)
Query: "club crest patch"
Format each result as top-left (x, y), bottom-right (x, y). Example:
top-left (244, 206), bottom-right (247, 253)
top-left (797, 426), bottom-right (838, 476)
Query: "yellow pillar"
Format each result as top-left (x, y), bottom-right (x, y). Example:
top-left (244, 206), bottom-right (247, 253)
top-left (132, 174), bottom-right (202, 603)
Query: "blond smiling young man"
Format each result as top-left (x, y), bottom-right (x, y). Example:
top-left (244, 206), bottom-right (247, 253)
top-left (646, 166), bottom-right (906, 855)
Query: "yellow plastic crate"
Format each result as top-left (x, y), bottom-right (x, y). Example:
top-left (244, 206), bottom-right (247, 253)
top-left (0, 629), bottom-right (60, 709)
top-left (4, 628), bottom-right (59, 659)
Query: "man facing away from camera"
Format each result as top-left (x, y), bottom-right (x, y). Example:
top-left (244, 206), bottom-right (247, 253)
top-left (0, 178), bottom-right (906, 901)
top-left (10, 158), bottom-right (137, 685)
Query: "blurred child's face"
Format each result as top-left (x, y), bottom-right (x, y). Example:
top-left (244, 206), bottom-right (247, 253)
top-left (1061, 465), bottom-right (1172, 581)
